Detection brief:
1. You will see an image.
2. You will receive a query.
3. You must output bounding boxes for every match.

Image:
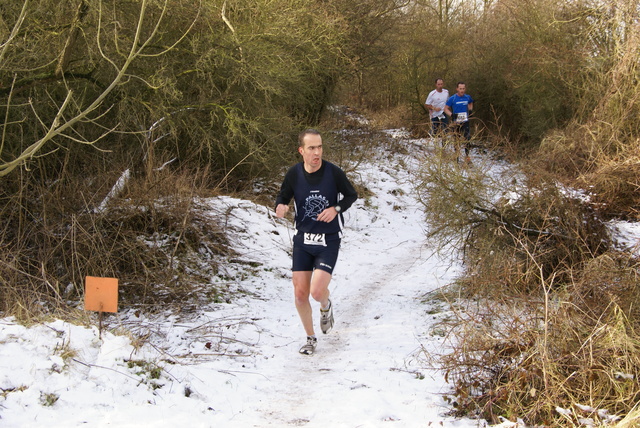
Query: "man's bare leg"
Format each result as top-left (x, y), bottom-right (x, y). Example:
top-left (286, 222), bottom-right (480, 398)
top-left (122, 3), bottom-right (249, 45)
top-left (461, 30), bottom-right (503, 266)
top-left (293, 271), bottom-right (314, 336)
top-left (311, 269), bottom-right (334, 333)
top-left (310, 269), bottom-right (332, 310)
top-left (293, 270), bottom-right (332, 335)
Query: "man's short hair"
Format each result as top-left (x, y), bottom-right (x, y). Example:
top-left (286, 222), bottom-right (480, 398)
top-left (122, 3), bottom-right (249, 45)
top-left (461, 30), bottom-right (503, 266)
top-left (298, 129), bottom-right (321, 147)
top-left (435, 78), bottom-right (444, 84)
top-left (457, 81), bottom-right (466, 87)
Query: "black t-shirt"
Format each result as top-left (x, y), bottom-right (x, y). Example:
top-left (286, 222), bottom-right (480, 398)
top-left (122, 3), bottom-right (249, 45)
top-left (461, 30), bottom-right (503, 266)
top-left (275, 161), bottom-right (358, 215)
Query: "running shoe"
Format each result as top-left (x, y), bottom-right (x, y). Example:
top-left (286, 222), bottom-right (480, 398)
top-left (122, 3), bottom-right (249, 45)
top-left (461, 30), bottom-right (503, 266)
top-left (320, 299), bottom-right (334, 334)
top-left (299, 336), bottom-right (317, 355)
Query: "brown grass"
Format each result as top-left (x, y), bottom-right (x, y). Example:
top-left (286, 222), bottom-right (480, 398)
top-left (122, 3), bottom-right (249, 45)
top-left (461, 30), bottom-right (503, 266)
top-left (439, 248), bottom-right (640, 426)
top-left (416, 141), bottom-right (640, 426)
top-left (0, 162), bottom-right (232, 320)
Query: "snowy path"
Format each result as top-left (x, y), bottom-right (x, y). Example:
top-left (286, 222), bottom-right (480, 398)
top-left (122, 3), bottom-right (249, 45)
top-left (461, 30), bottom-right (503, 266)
top-left (203, 136), bottom-right (482, 427)
top-left (0, 134), bottom-right (485, 427)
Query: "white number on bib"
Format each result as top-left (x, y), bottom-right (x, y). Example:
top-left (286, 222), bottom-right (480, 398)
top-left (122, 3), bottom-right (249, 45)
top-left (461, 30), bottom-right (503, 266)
top-left (304, 233), bottom-right (326, 246)
top-left (456, 112), bottom-right (468, 123)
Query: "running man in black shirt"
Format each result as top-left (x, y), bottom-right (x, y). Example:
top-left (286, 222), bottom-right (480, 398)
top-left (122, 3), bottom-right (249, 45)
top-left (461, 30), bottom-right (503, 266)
top-left (275, 129), bottom-right (358, 354)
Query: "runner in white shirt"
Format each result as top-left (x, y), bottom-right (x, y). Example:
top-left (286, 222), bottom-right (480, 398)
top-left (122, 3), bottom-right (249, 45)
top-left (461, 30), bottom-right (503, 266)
top-left (424, 78), bottom-right (449, 139)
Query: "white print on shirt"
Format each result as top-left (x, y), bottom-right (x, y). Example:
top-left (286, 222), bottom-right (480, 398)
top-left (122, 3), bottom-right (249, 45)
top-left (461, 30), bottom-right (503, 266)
top-left (303, 194), bottom-right (329, 221)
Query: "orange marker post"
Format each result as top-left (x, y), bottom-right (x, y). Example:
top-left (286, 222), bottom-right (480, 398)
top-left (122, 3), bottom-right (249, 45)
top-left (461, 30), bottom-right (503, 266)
top-left (85, 276), bottom-right (119, 337)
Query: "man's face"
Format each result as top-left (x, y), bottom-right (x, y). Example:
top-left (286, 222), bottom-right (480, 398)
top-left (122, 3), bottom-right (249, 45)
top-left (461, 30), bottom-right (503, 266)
top-left (456, 84), bottom-right (466, 96)
top-left (435, 80), bottom-right (444, 91)
top-left (299, 133), bottom-right (323, 171)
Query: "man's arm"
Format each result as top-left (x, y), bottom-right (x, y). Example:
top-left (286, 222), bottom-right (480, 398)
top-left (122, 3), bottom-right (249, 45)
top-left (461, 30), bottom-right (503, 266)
top-left (425, 92), bottom-right (435, 111)
top-left (333, 167), bottom-right (358, 212)
top-left (444, 105), bottom-right (452, 117)
top-left (316, 167), bottom-right (358, 223)
top-left (275, 167), bottom-right (296, 218)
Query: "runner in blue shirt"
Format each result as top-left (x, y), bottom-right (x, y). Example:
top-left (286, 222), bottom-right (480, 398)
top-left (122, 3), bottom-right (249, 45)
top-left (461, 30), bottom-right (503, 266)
top-left (445, 82), bottom-right (474, 163)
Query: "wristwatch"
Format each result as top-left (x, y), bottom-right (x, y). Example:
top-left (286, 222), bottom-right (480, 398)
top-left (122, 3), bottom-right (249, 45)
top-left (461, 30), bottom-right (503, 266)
top-left (334, 205), bottom-right (342, 213)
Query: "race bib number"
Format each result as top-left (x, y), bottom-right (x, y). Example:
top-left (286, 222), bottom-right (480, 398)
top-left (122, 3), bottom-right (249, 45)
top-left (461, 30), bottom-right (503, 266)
top-left (304, 233), bottom-right (326, 246)
top-left (455, 112), bottom-right (468, 123)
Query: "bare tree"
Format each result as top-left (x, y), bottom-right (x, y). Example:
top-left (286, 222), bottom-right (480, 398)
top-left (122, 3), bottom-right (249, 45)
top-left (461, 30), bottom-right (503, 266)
top-left (0, 0), bottom-right (198, 177)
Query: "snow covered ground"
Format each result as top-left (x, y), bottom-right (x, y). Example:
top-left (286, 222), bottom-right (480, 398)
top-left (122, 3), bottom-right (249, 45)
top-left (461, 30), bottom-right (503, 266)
top-left (0, 132), bottom-right (530, 427)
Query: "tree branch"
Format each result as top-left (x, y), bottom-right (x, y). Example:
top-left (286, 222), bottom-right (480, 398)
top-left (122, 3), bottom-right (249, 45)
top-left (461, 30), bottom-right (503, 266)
top-left (0, 0), bottom-right (29, 66)
top-left (55, 0), bottom-right (90, 77)
top-left (0, 0), bottom-right (199, 177)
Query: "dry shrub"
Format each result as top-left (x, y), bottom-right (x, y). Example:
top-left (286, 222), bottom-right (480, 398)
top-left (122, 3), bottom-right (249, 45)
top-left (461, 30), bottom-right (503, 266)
top-left (576, 147), bottom-right (640, 221)
top-left (546, 254), bottom-right (640, 425)
top-left (615, 408), bottom-right (640, 428)
top-left (416, 147), bottom-right (611, 296)
top-left (575, 253), bottom-right (640, 324)
top-left (535, 1), bottom-right (640, 220)
top-left (441, 251), bottom-right (640, 426)
top-left (415, 144), bottom-right (491, 253)
top-left (0, 163), bottom-right (231, 319)
top-left (92, 170), bottom-right (232, 308)
top-left (440, 296), bottom-right (549, 423)
top-left (469, 180), bottom-right (610, 295)
top-left (538, 127), bottom-right (640, 220)
top-left (365, 104), bottom-right (414, 131)
top-left (537, 127), bottom-right (592, 179)
top-left (418, 145), bottom-right (640, 425)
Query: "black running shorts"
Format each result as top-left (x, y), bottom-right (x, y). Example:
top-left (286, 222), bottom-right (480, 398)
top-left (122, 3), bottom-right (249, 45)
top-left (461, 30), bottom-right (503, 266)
top-left (292, 232), bottom-right (341, 274)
